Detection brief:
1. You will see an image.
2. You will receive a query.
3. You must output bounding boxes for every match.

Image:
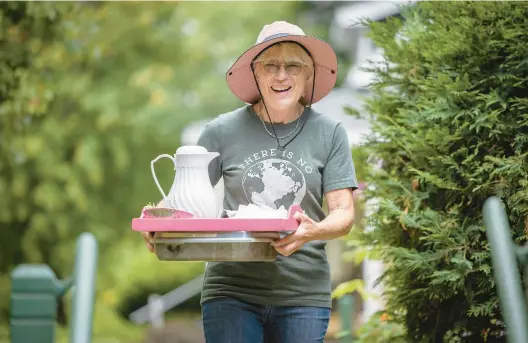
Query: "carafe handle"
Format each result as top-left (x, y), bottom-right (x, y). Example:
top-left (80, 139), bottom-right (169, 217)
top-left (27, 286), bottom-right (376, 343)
top-left (151, 154), bottom-right (176, 202)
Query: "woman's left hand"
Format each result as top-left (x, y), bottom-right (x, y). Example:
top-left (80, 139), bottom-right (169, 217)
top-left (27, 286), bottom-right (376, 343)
top-left (271, 212), bottom-right (321, 256)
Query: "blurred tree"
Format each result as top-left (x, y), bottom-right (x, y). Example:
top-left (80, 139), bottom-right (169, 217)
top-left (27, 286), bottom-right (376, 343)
top-left (0, 0), bottom-right (302, 335)
top-left (354, 2), bottom-right (528, 342)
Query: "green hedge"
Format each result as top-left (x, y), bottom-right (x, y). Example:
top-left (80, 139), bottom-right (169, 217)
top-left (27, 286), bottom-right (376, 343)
top-left (356, 2), bottom-right (528, 342)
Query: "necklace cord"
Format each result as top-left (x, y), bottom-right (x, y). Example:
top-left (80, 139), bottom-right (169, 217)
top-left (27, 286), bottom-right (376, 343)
top-left (257, 108), bottom-right (301, 140)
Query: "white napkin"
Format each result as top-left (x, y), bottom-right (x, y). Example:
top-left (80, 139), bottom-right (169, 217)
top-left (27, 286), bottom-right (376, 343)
top-left (225, 204), bottom-right (288, 219)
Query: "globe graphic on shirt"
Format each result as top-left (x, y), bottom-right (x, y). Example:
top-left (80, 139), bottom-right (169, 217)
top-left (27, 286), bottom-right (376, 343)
top-left (242, 158), bottom-right (306, 210)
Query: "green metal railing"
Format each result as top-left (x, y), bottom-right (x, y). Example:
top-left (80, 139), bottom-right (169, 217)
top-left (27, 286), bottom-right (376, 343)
top-left (483, 196), bottom-right (528, 343)
top-left (10, 232), bottom-right (98, 343)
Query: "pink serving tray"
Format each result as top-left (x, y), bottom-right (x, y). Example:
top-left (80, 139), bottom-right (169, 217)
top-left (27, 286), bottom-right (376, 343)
top-left (132, 205), bottom-right (302, 232)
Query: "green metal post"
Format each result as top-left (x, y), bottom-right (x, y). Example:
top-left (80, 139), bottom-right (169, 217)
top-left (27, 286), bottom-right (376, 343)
top-left (483, 196), bottom-right (528, 343)
top-left (516, 245), bottom-right (528, 303)
top-left (338, 294), bottom-right (355, 342)
top-left (69, 232), bottom-right (98, 343)
top-left (10, 265), bottom-right (70, 343)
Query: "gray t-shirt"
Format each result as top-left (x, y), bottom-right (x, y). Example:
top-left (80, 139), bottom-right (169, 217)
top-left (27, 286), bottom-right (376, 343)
top-left (196, 104), bottom-right (358, 308)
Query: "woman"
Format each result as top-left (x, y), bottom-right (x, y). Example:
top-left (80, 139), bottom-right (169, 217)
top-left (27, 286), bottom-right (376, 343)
top-left (145, 21), bottom-right (358, 343)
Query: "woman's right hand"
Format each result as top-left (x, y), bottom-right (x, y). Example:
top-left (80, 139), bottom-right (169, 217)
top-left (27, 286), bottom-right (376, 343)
top-left (142, 231), bottom-right (155, 253)
top-left (141, 199), bottom-right (164, 253)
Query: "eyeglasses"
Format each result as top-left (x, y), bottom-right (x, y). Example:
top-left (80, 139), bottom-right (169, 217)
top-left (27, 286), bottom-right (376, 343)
top-left (255, 61), bottom-right (305, 75)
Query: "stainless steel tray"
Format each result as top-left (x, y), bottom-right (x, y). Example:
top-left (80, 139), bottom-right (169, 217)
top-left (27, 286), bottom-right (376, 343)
top-left (152, 231), bottom-right (280, 262)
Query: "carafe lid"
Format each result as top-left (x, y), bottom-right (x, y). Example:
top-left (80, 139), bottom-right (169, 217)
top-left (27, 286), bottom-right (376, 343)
top-left (176, 145), bottom-right (209, 155)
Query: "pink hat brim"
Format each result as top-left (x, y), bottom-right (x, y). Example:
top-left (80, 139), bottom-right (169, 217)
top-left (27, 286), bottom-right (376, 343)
top-left (226, 35), bottom-right (338, 105)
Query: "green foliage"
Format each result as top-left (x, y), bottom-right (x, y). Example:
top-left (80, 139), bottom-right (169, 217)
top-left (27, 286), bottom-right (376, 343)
top-left (355, 2), bottom-right (528, 342)
top-left (355, 312), bottom-right (408, 343)
top-left (0, 1), bottom-right (303, 339)
top-left (331, 279), bottom-right (367, 300)
top-left (351, 145), bottom-right (370, 182)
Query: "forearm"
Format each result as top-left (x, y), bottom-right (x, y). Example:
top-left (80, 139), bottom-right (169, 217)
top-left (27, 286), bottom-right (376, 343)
top-left (314, 207), bottom-right (355, 241)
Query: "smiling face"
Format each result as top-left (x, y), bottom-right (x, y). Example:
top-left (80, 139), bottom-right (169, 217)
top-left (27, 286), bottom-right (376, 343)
top-left (253, 43), bottom-right (314, 111)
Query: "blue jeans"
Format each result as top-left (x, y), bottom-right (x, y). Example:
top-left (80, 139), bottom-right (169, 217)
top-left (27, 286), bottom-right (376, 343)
top-left (202, 297), bottom-right (331, 343)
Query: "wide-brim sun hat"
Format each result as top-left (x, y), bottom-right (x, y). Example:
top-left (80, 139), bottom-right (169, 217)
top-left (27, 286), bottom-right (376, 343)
top-left (226, 21), bottom-right (338, 105)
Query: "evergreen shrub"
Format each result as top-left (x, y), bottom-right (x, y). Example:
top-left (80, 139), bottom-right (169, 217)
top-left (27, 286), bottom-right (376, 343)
top-left (354, 2), bottom-right (528, 341)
